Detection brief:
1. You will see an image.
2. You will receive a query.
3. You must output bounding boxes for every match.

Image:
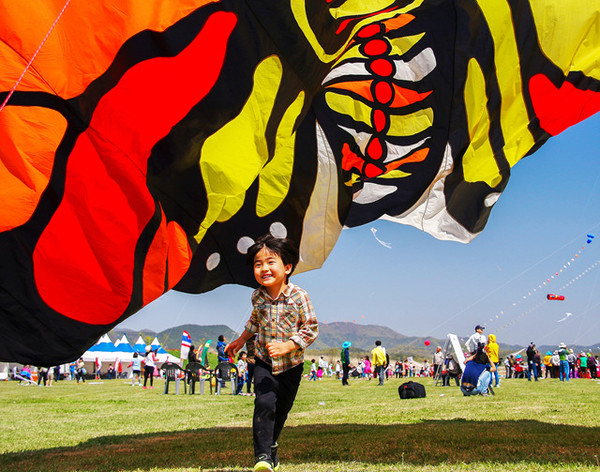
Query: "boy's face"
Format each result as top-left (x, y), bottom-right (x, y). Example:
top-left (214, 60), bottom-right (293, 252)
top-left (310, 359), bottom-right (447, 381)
top-left (253, 246), bottom-right (292, 290)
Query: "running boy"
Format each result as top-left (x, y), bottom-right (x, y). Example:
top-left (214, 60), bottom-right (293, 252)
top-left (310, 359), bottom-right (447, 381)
top-left (225, 234), bottom-right (318, 472)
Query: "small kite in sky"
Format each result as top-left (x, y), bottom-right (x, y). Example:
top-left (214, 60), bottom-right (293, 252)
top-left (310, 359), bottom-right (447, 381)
top-left (547, 294), bottom-right (565, 301)
top-left (371, 227), bottom-right (392, 248)
top-left (557, 313), bottom-right (573, 323)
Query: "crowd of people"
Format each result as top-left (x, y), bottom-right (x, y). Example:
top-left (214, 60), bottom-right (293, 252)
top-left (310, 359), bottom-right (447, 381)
top-left (503, 342), bottom-right (598, 381)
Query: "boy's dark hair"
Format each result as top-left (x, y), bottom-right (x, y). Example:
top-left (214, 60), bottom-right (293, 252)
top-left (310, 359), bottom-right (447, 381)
top-left (238, 351), bottom-right (246, 360)
top-left (246, 234), bottom-right (299, 281)
top-left (218, 335), bottom-right (225, 342)
top-left (375, 340), bottom-right (382, 346)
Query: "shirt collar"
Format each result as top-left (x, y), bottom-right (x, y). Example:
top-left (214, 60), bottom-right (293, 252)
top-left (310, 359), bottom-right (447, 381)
top-left (259, 282), bottom-right (295, 301)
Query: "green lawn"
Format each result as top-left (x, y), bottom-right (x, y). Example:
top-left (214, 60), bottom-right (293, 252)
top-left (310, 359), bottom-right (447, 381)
top-left (1, 375), bottom-right (599, 471)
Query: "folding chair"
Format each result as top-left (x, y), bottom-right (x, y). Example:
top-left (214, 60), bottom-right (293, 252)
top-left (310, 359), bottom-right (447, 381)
top-left (162, 362), bottom-right (186, 394)
top-left (186, 361), bottom-right (210, 394)
top-left (213, 362), bottom-right (238, 395)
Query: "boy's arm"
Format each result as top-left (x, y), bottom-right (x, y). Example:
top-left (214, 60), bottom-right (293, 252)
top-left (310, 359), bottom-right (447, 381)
top-left (289, 292), bottom-right (319, 350)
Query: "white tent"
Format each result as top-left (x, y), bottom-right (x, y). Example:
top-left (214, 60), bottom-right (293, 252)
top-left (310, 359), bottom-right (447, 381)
top-left (111, 335), bottom-right (136, 377)
top-left (113, 334), bottom-right (135, 361)
top-left (132, 336), bottom-right (147, 354)
top-left (149, 337), bottom-right (178, 363)
top-left (82, 334), bottom-right (118, 362)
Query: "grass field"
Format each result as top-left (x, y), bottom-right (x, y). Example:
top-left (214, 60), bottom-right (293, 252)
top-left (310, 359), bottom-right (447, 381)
top-left (1, 375), bottom-right (599, 472)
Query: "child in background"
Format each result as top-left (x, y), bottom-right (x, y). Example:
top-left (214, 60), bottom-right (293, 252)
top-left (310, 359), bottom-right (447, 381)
top-left (309, 359), bottom-right (317, 381)
top-left (237, 351), bottom-right (248, 395)
top-left (226, 234), bottom-right (318, 472)
top-left (129, 352), bottom-right (142, 386)
top-left (217, 335), bottom-right (228, 364)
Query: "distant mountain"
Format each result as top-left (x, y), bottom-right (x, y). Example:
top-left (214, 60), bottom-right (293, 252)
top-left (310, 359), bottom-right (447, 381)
top-left (157, 324), bottom-right (238, 349)
top-left (108, 324), bottom-right (237, 350)
top-left (314, 322), bottom-right (428, 349)
top-left (311, 322), bottom-right (445, 359)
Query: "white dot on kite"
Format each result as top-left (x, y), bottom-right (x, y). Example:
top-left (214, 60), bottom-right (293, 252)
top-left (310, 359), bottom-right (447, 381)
top-left (206, 253), bottom-right (221, 271)
top-left (237, 236), bottom-right (255, 254)
top-left (484, 193), bottom-right (501, 207)
top-left (270, 222), bottom-right (287, 239)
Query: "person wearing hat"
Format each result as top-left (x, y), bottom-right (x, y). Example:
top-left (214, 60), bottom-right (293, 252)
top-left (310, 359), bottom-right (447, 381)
top-left (557, 342), bottom-right (570, 381)
top-left (465, 325), bottom-right (487, 354)
top-left (341, 341), bottom-right (351, 386)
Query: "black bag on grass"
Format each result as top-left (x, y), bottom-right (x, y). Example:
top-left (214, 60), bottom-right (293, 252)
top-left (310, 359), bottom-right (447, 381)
top-left (398, 381), bottom-right (426, 399)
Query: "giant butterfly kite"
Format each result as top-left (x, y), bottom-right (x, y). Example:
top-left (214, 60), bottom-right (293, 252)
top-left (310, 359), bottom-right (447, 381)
top-left (1, 0), bottom-right (600, 365)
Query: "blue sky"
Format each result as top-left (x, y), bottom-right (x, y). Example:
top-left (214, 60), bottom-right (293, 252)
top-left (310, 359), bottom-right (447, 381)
top-left (119, 112), bottom-right (600, 348)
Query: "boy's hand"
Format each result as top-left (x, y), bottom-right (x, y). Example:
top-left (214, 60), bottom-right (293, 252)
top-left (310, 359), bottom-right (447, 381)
top-left (266, 340), bottom-right (297, 358)
top-left (225, 339), bottom-right (243, 356)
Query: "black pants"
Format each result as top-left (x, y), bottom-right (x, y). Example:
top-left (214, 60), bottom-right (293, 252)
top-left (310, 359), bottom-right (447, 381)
top-left (342, 364), bottom-right (350, 385)
top-left (253, 359), bottom-right (303, 459)
top-left (143, 365), bottom-right (154, 387)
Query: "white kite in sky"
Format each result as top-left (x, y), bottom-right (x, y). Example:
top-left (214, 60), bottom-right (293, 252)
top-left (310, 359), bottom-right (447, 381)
top-left (557, 313), bottom-right (573, 323)
top-left (371, 227), bottom-right (392, 248)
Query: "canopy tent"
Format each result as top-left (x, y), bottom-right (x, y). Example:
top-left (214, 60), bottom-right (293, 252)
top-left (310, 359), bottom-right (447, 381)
top-left (112, 334), bottom-right (135, 363)
top-left (149, 337), bottom-right (178, 363)
top-left (150, 336), bottom-right (169, 354)
top-left (114, 334), bottom-right (134, 353)
top-left (82, 334), bottom-right (118, 362)
top-left (132, 336), bottom-right (147, 354)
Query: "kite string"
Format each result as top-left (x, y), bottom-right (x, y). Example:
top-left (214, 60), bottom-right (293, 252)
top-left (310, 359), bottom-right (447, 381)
top-left (0, 0), bottom-right (71, 113)
top-left (571, 263), bottom-right (600, 342)
top-left (433, 234), bottom-right (582, 333)
top-left (495, 258), bottom-right (599, 332)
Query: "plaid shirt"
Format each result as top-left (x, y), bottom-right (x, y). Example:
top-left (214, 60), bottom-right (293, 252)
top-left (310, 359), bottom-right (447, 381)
top-left (244, 282), bottom-right (318, 375)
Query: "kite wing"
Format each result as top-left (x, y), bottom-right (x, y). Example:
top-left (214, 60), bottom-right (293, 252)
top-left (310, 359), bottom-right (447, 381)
top-left (1, 0), bottom-right (600, 364)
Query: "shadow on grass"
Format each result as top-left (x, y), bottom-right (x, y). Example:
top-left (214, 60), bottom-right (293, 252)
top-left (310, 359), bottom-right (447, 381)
top-left (2, 419), bottom-right (599, 471)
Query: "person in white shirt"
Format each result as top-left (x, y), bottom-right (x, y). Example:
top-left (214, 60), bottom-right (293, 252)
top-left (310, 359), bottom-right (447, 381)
top-left (432, 346), bottom-right (444, 379)
top-left (318, 356), bottom-right (328, 379)
top-left (465, 325), bottom-right (487, 354)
